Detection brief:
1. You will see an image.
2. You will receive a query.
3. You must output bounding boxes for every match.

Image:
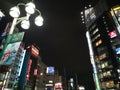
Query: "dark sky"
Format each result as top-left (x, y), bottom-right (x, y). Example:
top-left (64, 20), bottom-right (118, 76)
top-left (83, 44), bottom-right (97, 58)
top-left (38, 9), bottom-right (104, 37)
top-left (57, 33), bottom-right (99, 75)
top-left (28, 0), bottom-right (96, 89)
top-left (1, 0), bottom-right (120, 89)
top-left (31, 0), bottom-right (97, 89)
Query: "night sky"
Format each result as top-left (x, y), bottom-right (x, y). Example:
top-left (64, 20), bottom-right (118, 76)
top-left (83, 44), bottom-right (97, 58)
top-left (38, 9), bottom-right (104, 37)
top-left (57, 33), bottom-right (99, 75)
top-left (26, 0), bottom-right (96, 89)
top-left (32, 0), bottom-right (98, 89)
top-left (1, 0), bottom-right (120, 89)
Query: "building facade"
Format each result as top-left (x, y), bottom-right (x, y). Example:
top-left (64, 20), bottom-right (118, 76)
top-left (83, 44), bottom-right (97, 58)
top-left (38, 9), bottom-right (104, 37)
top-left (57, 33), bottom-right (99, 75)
top-left (19, 44), bottom-right (40, 90)
top-left (82, 0), bottom-right (120, 89)
top-left (0, 32), bottom-right (25, 90)
top-left (35, 56), bottom-right (47, 90)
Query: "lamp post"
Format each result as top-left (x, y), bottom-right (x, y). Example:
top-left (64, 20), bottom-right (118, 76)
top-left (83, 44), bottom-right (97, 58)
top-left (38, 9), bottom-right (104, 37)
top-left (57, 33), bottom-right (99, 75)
top-left (0, 1), bottom-right (43, 60)
top-left (9, 2), bottom-right (43, 34)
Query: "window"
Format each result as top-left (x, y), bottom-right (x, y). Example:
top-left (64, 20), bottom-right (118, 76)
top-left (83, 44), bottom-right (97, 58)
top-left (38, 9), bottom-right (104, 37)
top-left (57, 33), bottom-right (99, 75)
top-left (93, 28), bottom-right (99, 35)
top-left (99, 53), bottom-right (107, 60)
top-left (92, 34), bottom-right (100, 42)
top-left (95, 39), bottom-right (102, 46)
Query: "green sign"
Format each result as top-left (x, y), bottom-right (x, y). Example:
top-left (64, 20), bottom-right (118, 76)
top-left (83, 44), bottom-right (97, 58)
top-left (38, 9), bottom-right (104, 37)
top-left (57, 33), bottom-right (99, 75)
top-left (7, 32), bottom-right (25, 43)
top-left (0, 32), bottom-right (25, 60)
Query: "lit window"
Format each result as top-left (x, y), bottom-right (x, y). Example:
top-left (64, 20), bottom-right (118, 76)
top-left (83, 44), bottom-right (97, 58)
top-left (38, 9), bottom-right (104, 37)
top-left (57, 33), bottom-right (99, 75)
top-left (95, 56), bottom-right (99, 61)
top-left (104, 62), bottom-right (108, 67)
top-left (99, 39), bottom-right (102, 44)
top-left (102, 53), bottom-right (107, 59)
top-left (92, 28), bottom-right (99, 35)
top-left (95, 39), bottom-right (102, 46)
top-left (101, 64), bottom-right (105, 68)
top-left (107, 71), bottom-right (111, 76)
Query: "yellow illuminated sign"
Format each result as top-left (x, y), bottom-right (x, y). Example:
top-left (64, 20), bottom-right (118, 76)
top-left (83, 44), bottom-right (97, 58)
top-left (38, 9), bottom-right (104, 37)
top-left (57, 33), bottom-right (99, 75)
top-left (113, 6), bottom-right (120, 11)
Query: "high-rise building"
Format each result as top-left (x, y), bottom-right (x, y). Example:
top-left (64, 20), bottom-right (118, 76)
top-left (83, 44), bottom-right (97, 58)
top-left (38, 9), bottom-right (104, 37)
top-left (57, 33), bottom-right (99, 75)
top-left (19, 44), bottom-right (40, 90)
top-left (45, 68), bottom-right (64, 90)
top-left (81, 0), bottom-right (120, 89)
top-left (45, 66), bottom-right (55, 90)
top-left (35, 56), bottom-right (47, 90)
top-left (0, 32), bottom-right (25, 90)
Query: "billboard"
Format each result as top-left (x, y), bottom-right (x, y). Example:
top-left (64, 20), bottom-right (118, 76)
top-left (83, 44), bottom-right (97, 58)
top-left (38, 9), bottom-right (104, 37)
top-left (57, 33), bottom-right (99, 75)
top-left (7, 32), bottom-right (25, 43)
top-left (0, 41), bottom-right (21, 65)
top-left (26, 59), bottom-right (32, 80)
top-left (55, 83), bottom-right (62, 89)
top-left (34, 68), bottom-right (38, 76)
top-left (115, 47), bottom-right (120, 54)
top-left (109, 30), bottom-right (117, 38)
top-left (46, 66), bottom-right (55, 75)
top-left (111, 6), bottom-right (120, 34)
top-left (84, 7), bottom-right (96, 27)
top-left (112, 6), bottom-right (120, 19)
top-left (0, 23), bottom-right (10, 46)
top-left (26, 45), bottom-right (39, 57)
top-left (31, 45), bottom-right (39, 57)
top-left (0, 32), bottom-right (25, 65)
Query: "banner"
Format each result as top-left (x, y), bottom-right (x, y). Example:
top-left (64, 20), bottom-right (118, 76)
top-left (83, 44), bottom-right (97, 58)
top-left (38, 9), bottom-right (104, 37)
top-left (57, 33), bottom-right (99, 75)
top-left (0, 41), bottom-right (21, 65)
top-left (0, 32), bottom-right (25, 65)
top-left (7, 32), bottom-right (25, 44)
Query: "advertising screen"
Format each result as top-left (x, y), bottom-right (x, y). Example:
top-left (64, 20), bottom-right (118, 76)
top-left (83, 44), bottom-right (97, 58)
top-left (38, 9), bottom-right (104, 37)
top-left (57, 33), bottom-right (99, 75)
top-left (31, 45), bottom-right (39, 57)
top-left (112, 6), bottom-right (120, 19)
top-left (0, 41), bottom-right (21, 65)
top-left (47, 87), bottom-right (53, 90)
top-left (115, 47), bottom-right (120, 54)
top-left (46, 66), bottom-right (55, 75)
top-left (34, 68), bottom-right (38, 76)
top-left (84, 7), bottom-right (96, 27)
top-left (26, 59), bottom-right (32, 80)
top-left (109, 30), bottom-right (117, 38)
top-left (55, 83), bottom-right (62, 89)
top-left (111, 6), bottom-right (120, 34)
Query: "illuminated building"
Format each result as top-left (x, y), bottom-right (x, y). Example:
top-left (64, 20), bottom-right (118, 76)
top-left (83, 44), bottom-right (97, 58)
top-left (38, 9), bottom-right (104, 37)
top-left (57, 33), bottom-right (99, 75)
top-left (0, 44), bottom-right (26, 90)
top-left (68, 78), bottom-right (75, 90)
top-left (19, 44), bottom-right (40, 90)
top-left (0, 32), bottom-right (25, 90)
top-left (45, 68), bottom-right (64, 90)
top-left (81, 0), bottom-right (120, 89)
top-left (35, 56), bottom-right (47, 90)
top-left (45, 66), bottom-right (55, 90)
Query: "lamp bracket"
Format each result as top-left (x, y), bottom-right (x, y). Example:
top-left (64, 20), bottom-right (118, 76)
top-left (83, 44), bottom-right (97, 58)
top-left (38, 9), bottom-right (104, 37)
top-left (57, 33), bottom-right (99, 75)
top-left (16, 13), bottom-right (30, 25)
top-left (15, 16), bottom-right (26, 25)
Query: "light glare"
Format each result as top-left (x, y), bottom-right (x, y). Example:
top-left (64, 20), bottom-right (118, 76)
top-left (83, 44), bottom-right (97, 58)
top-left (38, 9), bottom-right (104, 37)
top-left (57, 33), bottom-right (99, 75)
top-left (21, 20), bottom-right (30, 29)
top-left (9, 6), bottom-right (20, 18)
top-left (25, 2), bottom-right (36, 14)
top-left (35, 15), bottom-right (43, 26)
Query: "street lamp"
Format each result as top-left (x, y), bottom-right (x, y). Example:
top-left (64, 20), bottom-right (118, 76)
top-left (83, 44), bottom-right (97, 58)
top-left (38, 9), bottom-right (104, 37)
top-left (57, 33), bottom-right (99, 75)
top-left (0, 1), bottom-right (44, 60)
top-left (8, 1), bottom-right (44, 34)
